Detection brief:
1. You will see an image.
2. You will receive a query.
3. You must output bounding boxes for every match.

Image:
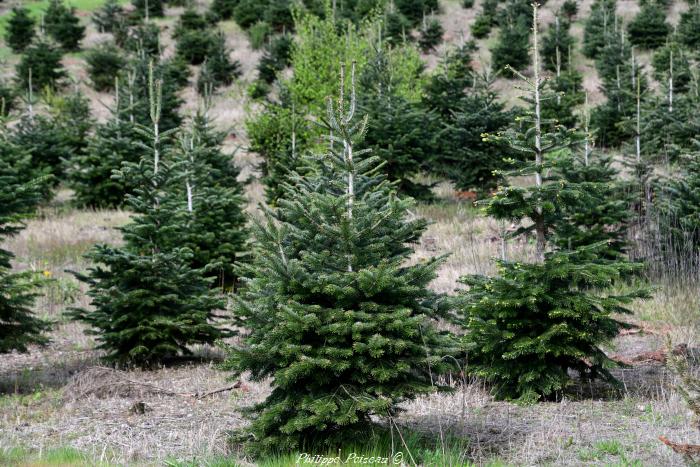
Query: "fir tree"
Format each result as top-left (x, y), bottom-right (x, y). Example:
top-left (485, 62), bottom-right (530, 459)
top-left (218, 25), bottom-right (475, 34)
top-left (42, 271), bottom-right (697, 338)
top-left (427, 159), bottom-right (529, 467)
top-left (552, 97), bottom-right (632, 259)
top-left (0, 81), bottom-right (17, 117)
top-left (418, 16), bottom-right (444, 52)
top-left (256, 34), bottom-right (293, 85)
top-left (4, 6), bottom-right (35, 53)
top-left (423, 42), bottom-right (476, 119)
top-left (358, 48), bottom-right (435, 199)
top-left (656, 140), bottom-right (700, 255)
top-left (174, 7), bottom-right (208, 38)
top-left (492, 19), bottom-right (530, 73)
top-left (92, 0), bottom-right (124, 33)
top-left (70, 69), bottom-right (229, 366)
top-left (86, 43), bottom-right (126, 92)
top-left (457, 3), bottom-right (647, 403)
top-left (582, 0), bottom-right (616, 59)
top-left (395, 0), bottom-right (439, 26)
top-left (45, 0), bottom-right (86, 51)
top-left (627, 0), bottom-right (670, 50)
top-left (209, 0), bottom-right (238, 20)
top-left (560, 0), bottom-right (578, 21)
top-left (541, 15), bottom-right (574, 73)
top-left (15, 38), bottom-right (66, 92)
top-left (132, 0), bottom-right (165, 18)
top-left (433, 72), bottom-right (514, 194)
top-left (677, 3), bottom-right (700, 51)
top-left (119, 53), bottom-right (184, 131)
top-left (224, 65), bottom-right (455, 455)
top-left (0, 137), bottom-right (50, 353)
top-left (652, 40), bottom-right (692, 93)
top-left (165, 112), bottom-right (248, 290)
top-left (196, 32), bottom-right (241, 94)
top-left (69, 88), bottom-right (146, 208)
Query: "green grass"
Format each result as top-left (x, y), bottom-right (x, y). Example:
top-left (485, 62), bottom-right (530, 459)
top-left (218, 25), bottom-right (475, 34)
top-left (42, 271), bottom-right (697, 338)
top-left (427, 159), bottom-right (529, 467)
top-left (0, 446), bottom-right (103, 466)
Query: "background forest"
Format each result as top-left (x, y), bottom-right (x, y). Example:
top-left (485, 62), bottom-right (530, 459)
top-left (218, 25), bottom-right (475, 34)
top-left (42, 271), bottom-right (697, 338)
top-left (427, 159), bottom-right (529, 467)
top-left (2, 0), bottom-right (700, 465)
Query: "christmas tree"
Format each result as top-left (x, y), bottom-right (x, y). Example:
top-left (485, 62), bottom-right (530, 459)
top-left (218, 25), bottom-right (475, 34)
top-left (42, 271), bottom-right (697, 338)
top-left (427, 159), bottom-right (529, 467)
top-left (164, 112), bottom-right (248, 290)
top-left (627, 0), bottom-right (670, 50)
top-left (433, 72), bottom-right (515, 194)
top-left (69, 86), bottom-right (145, 208)
top-left (92, 0), bottom-right (124, 33)
top-left (541, 15), bottom-right (574, 73)
top-left (678, 3), bottom-right (700, 50)
top-left (224, 65), bottom-right (455, 455)
top-left (418, 16), bottom-right (444, 52)
top-left (44, 0), bottom-right (85, 51)
top-left (4, 6), bottom-right (35, 53)
top-left (582, 0), bottom-right (616, 59)
top-left (457, 3), bottom-right (647, 403)
top-left (86, 42), bottom-right (126, 92)
top-left (0, 130), bottom-right (50, 353)
top-left (358, 48), bottom-right (435, 199)
top-left (15, 38), bottom-right (66, 92)
top-left (196, 32), bottom-right (241, 95)
top-left (132, 0), bottom-right (164, 18)
top-left (70, 68), bottom-right (229, 366)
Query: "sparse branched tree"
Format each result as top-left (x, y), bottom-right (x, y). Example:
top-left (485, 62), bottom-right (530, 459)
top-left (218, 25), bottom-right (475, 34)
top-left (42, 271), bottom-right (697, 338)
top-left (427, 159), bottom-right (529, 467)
top-left (224, 64), bottom-right (456, 455)
top-left (457, 3), bottom-right (647, 403)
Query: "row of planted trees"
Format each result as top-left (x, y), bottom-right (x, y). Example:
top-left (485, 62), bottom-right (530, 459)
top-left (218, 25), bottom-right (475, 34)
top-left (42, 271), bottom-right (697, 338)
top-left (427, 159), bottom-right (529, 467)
top-left (3, 0), bottom-right (700, 459)
top-left (1, 1), bottom-right (653, 457)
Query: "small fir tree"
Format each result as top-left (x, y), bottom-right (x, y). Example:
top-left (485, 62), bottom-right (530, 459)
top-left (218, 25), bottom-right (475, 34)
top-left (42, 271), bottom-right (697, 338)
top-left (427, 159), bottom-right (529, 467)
top-left (69, 87), bottom-right (146, 208)
top-left (582, 0), bottom-right (616, 59)
top-left (92, 0), bottom-right (124, 33)
top-left (256, 33), bottom-right (293, 85)
top-left (433, 72), bottom-right (515, 194)
top-left (560, 0), bottom-right (578, 20)
top-left (627, 0), bottom-right (670, 50)
top-left (358, 48), bottom-right (435, 199)
top-left (86, 43), bottom-right (126, 92)
top-left (44, 0), bottom-right (86, 51)
top-left (677, 3), bottom-right (700, 51)
top-left (4, 6), bottom-right (35, 53)
top-left (15, 38), bottom-right (66, 92)
top-left (541, 15), bottom-right (574, 73)
top-left (70, 70), bottom-right (229, 366)
top-left (457, 3), bottom-right (647, 403)
top-left (196, 32), bottom-right (241, 94)
top-left (209, 0), bottom-right (238, 20)
top-left (224, 65), bottom-right (455, 455)
top-left (165, 113), bottom-right (248, 290)
top-left (0, 81), bottom-right (17, 117)
top-left (0, 138), bottom-right (50, 353)
top-left (652, 40), bottom-right (692, 93)
top-left (418, 16), bottom-right (444, 52)
top-left (492, 20), bottom-right (530, 73)
top-left (132, 0), bottom-right (164, 18)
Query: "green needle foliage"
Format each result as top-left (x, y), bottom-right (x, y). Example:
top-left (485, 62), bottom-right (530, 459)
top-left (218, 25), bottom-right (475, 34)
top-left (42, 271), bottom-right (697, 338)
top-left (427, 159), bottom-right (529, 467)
top-left (15, 38), bottom-right (66, 92)
top-left (132, 0), bottom-right (164, 18)
top-left (225, 66), bottom-right (456, 456)
top-left (164, 110), bottom-right (248, 290)
top-left (358, 48), bottom-right (436, 199)
top-left (0, 133), bottom-right (50, 353)
top-left (678, 3), bottom-right (700, 51)
top-left (457, 3), bottom-right (646, 404)
top-left (70, 70), bottom-right (229, 366)
top-left (541, 15), bottom-right (574, 73)
top-left (4, 6), bottom-right (35, 53)
top-left (92, 0), bottom-right (125, 33)
top-left (627, 0), bottom-right (670, 50)
top-left (86, 43), bottom-right (127, 92)
top-left (45, 0), bottom-right (86, 51)
top-left (418, 17), bottom-right (444, 52)
top-left (69, 89), bottom-right (146, 208)
top-left (582, 0), bottom-right (616, 59)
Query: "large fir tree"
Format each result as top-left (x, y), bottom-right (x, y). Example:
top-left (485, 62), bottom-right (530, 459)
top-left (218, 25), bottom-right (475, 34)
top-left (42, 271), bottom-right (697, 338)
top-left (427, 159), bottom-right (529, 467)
top-left (457, 3), bottom-right (646, 403)
top-left (44, 0), bottom-right (85, 51)
top-left (225, 66), bottom-right (455, 455)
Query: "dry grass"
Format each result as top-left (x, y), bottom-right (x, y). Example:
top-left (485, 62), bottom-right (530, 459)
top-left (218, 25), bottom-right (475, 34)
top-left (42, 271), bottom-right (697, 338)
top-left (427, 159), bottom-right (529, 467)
top-left (1, 1), bottom-right (699, 465)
